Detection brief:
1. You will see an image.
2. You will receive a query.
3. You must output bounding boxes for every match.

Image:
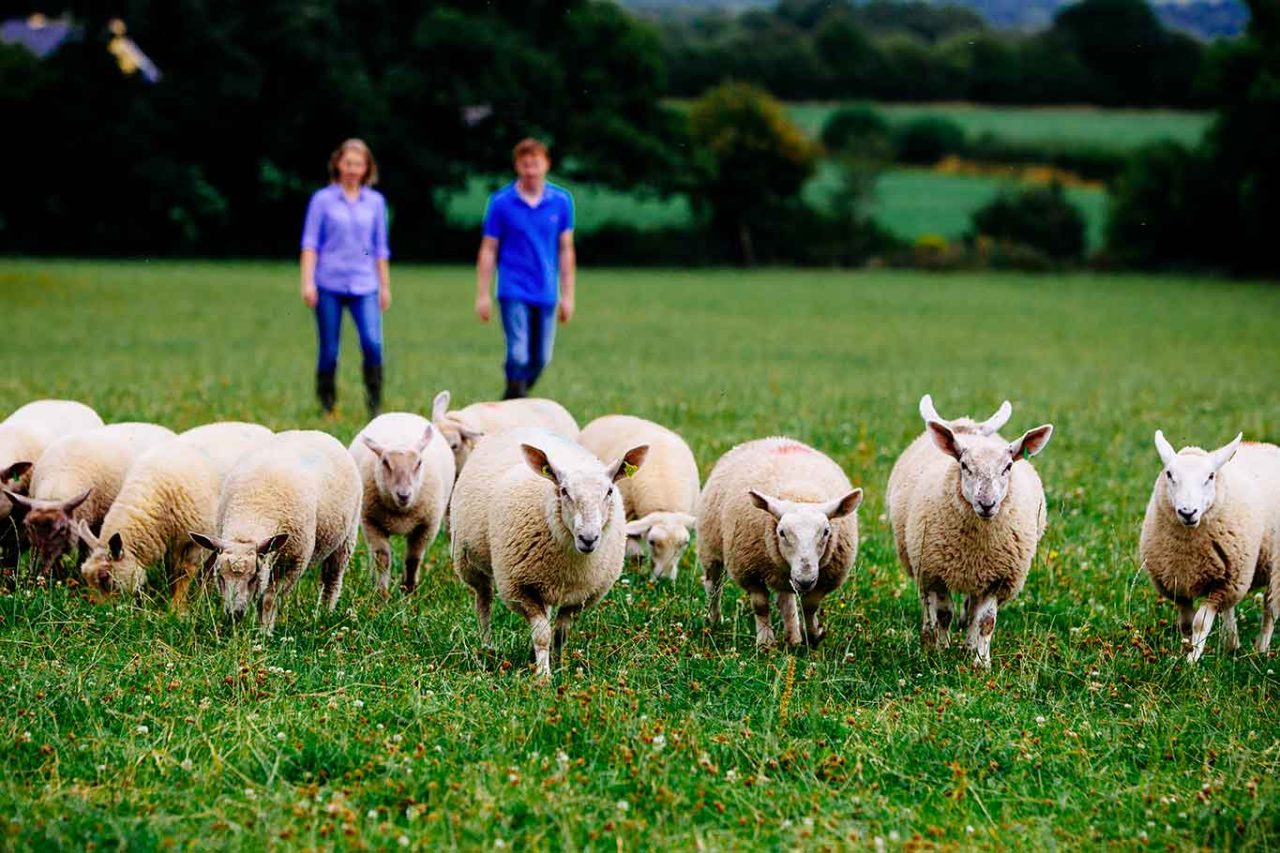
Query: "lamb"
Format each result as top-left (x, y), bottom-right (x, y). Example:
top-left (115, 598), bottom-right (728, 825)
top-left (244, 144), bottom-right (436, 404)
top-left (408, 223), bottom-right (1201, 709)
top-left (4, 423), bottom-right (175, 578)
top-left (450, 427), bottom-right (648, 678)
top-left (696, 437), bottom-right (863, 649)
top-left (0, 400), bottom-right (104, 557)
top-left (886, 395), bottom-right (1053, 668)
top-left (350, 412), bottom-right (455, 595)
top-left (190, 430), bottom-right (363, 633)
top-left (578, 414), bottom-right (699, 581)
top-left (1139, 431), bottom-right (1280, 663)
top-left (430, 390), bottom-right (579, 473)
top-left (77, 422), bottom-right (272, 606)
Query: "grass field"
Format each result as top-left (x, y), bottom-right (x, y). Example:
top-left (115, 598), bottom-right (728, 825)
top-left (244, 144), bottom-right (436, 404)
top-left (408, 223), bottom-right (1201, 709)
top-left (3, 260), bottom-right (1280, 849)
top-left (784, 102), bottom-right (1214, 150)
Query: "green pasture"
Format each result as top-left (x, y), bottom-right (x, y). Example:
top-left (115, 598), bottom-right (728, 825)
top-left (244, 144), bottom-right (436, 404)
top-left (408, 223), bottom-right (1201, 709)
top-left (2, 261), bottom-right (1279, 849)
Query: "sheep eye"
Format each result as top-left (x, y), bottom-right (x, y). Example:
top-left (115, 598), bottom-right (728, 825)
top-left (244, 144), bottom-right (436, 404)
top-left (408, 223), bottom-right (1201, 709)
top-left (1207, 473), bottom-right (1215, 482)
top-left (1165, 470), bottom-right (1173, 480)
top-left (1004, 463), bottom-right (1012, 474)
top-left (778, 529), bottom-right (787, 541)
top-left (960, 462), bottom-right (970, 474)
top-left (382, 459), bottom-right (391, 470)
top-left (560, 486), bottom-right (570, 498)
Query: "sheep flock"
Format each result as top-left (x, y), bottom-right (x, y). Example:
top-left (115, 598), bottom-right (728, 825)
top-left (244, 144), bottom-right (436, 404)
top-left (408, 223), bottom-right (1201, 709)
top-left (3, 392), bottom-right (1277, 678)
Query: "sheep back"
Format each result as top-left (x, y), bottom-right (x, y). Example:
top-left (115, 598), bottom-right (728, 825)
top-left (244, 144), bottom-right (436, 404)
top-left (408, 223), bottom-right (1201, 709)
top-left (579, 415), bottom-right (699, 518)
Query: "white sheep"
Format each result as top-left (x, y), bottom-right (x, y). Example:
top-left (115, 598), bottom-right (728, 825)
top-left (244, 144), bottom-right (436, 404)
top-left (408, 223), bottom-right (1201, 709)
top-left (0, 400), bottom-right (103, 555)
top-left (77, 422), bottom-right (271, 607)
top-left (190, 430), bottom-right (362, 633)
top-left (887, 395), bottom-right (1053, 668)
top-left (696, 437), bottom-right (863, 648)
top-left (4, 423), bottom-right (175, 578)
top-left (578, 414), bottom-right (699, 581)
top-left (1140, 431), bottom-right (1280, 663)
top-left (430, 390), bottom-right (579, 473)
top-left (450, 427), bottom-right (648, 678)
top-left (350, 412), bottom-right (455, 595)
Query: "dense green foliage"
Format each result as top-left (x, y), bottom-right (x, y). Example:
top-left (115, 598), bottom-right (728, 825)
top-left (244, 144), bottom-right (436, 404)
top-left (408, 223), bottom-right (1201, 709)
top-left (971, 184), bottom-right (1088, 263)
top-left (2, 260), bottom-right (1280, 848)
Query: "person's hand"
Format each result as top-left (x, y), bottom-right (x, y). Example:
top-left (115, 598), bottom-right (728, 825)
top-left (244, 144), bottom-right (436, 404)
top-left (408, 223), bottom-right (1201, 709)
top-left (380, 286), bottom-right (391, 312)
top-left (475, 293), bottom-right (492, 323)
top-left (557, 294), bottom-right (575, 324)
top-left (301, 282), bottom-right (318, 309)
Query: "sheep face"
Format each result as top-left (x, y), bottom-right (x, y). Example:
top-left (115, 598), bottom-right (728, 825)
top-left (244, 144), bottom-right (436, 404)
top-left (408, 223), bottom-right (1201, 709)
top-left (626, 511), bottom-right (696, 580)
top-left (1154, 430), bottom-right (1241, 528)
top-left (749, 490), bottom-right (863, 592)
top-left (929, 422), bottom-right (1053, 520)
top-left (77, 527), bottom-right (145, 599)
top-left (431, 391), bottom-right (483, 473)
top-left (0, 462), bottom-right (33, 520)
top-left (10, 489), bottom-right (92, 576)
top-left (189, 532), bottom-right (289, 620)
top-left (522, 443), bottom-right (649, 555)
top-left (364, 427), bottom-right (433, 509)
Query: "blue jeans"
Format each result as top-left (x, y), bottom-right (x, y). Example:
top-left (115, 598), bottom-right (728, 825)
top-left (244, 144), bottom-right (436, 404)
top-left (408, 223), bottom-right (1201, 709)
top-left (315, 289), bottom-right (382, 373)
top-left (500, 299), bottom-right (556, 385)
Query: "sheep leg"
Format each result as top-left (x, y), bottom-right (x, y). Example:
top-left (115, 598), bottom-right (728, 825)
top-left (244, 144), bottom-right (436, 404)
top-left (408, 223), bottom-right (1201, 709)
top-left (259, 558), bottom-right (303, 635)
top-left (320, 548), bottom-right (350, 611)
top-left (1220, 606), bottom-right (1240, 652)
top-left (401, 524), bottom-right (432, 594)
top-left (747, 586), bottom-right (776, 648)
top-left (955, 594), bottom-right (975, 632)
top-left (1256, 597), bottom-right (1277, 653)
top-left (364, 523), bottom-right (394, 598)
top-left (169, 545), bottom-right (202, 612)
top-left (966, 595), bottom-right (998, 669)
top-left (1175, 598), bottom-right (1195, 643)
top-left (778, 591), bottom-right (802, 646)
top-left (553, 603), bottom-right (584, 664)
top-left (801, 593), bottom-right (826, 648)
top-left (919, 587), bottom-right (950, 649)
top-left (1187, 601), bottom-right (1219, 664)
top-left (703, 559), bottom-right (725, 625)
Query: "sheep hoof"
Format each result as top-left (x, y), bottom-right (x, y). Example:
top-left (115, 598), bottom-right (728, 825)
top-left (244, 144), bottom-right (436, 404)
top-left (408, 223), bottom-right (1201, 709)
top-left (805, 629), bottom-right (826, 649)
top-left (972, 655), bottom-right (991, 670)
top-left (755, 628), bottom-right (777, 649)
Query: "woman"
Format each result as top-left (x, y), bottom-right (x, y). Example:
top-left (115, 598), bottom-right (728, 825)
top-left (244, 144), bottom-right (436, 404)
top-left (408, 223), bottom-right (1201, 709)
top-left (300, 138), bottom-right (391, 417)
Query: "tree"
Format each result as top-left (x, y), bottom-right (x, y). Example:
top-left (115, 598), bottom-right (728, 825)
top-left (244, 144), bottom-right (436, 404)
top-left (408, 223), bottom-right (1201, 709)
top-left (687, 82), bottom-right (817, 265)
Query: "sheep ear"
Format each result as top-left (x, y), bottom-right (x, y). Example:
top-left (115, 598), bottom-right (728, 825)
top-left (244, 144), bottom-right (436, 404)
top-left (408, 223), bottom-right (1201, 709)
top-left (108, 533), bottom-right (124, 560)
top-left (2, 461), bottom-right (32, 485)
top-left (188, 531), bottom-right (224, 552)
top-left (823, 489), bottom-right (863, 519)
top-left (608, 445), bottom-right (649, 483)
top-left (522, 444), bottom-right (560, 485)
top-left (1210, 432), bottom-right (1243, 472)
top-left (2, 488), bottom-right (33, 510)
top-left (459, 425), bottom-right (484, 444)
top-left (748, 489), bottom-right (787, 520)
top-left (978, 401), bottom-right (1013, 436)
top-left (1010, 425), bottom-right (1054, 460)
top-left (361, 435), bottom-right (385, 457)
top-left (61, 488), bottom-right (93, 514)
top-left (75, 519), bottom-right (100, 548)
top-left (918, 394), bottom-right (943, 426)
top-left (674, 512), bottom-right (697, 529)
top-left (415, 424), bottom-right (434, 453)
top-left (431, 390), bottom-right (451, 421)
top-left (1154, 430), bottom-right (1178, 468)
top-left (257, 533), bottom-right (289, 555)
top-left (625, 516), bottom-right (654, 538)
top-left (927, 422), bottom-right (962, 461)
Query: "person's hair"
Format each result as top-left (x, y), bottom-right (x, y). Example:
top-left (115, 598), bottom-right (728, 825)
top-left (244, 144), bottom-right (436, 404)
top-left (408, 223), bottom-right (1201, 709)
top-left (328, 138), bottom-right (379, 186)
top-left (512, 138), bottom-right (550, 165)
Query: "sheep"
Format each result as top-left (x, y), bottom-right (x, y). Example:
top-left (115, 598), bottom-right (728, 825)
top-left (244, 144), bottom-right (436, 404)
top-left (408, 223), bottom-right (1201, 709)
top-left (77, 422), bottom-right (272, 606)
top-left (3, 423), bottom-right (175, 578)
top-left (696, 437), bottom-right (863, 649)
top-left (350, 412), bottom-right (455, 595)
top-left (1139, 431), bottom-right (1280, 663)
top-left (0, 400), bottom-right (103, 559)
top-left (430, 390), bottom-right (579, 473)
top-left (450, 427), bottom-right (648, 678)
top-left (578, 414), bottom-right (699, 581)
top-left (190, 430), bottom-right (363, 633)
top-left (886, 395), bottom-right (1053, 668)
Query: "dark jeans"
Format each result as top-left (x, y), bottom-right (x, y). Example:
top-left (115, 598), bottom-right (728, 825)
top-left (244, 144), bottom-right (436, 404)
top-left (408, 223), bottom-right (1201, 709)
top-left (316, 289), bottom-right (382, 373)
top-left (500, 299), bottom-right (556, 385)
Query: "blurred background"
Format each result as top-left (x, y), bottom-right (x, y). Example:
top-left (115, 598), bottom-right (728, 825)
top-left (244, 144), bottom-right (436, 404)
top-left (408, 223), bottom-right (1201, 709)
top-left (1, 0), bottom-right (1275, 276)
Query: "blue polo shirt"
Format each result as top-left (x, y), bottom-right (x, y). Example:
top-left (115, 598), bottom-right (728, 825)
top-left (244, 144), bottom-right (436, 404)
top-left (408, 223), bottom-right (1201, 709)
top-left (482, 182), bottom-right (574, 307)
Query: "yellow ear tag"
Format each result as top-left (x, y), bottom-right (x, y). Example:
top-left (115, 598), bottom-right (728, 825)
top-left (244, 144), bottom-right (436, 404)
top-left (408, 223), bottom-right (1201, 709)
top-left (623, 461), bottom-right (638, 478)
top-left (541, 464), bottom-right (552, 479)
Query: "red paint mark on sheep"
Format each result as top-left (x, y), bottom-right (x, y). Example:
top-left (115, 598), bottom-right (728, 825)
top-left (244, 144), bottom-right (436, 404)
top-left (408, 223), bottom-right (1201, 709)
top-left (773, 443), bottom-right (813, 456)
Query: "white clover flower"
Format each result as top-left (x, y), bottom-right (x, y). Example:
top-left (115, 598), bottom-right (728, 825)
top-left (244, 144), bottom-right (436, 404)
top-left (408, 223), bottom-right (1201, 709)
top-left (180, 758), bottom-right (194, 772)
top-left (616, 800), bottom-right (629, 813)
top-left (353, 699), bottom-right (365, 709)
top-left (652, 733), bottom-right (666, 751)
top-left (136, 724), bottom-right (149, 734)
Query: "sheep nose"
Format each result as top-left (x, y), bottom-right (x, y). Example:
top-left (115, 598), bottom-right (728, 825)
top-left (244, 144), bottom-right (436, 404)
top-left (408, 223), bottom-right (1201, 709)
top-left (576, 533), bottom-right (599, 553)
top-left (795, 577), bottom-right (818, 593)
top-left (395, 491), bottom-right (412, 505)
top-left (1178, 508), bottom-right (1198, 524)
top-left (977, 500), bottom-right (996, 516)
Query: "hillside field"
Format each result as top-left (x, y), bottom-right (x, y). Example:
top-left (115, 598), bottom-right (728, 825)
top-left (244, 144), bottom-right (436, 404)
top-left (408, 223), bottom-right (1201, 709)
top-left (1, 261), bottom-right (1279, 849)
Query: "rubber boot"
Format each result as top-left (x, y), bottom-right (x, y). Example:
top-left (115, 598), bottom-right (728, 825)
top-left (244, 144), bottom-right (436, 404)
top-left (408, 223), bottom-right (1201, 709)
top-left (363, 363), bottom-right (383, 418)
top-left (316, 370), bottom-right (336, 415)
top-left (502, 378), bottom-right (528, 400)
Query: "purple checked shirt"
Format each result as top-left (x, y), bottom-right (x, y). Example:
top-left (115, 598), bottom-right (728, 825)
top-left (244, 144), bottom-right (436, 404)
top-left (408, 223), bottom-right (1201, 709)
top-left (300, 184), bottom-right (391, 295)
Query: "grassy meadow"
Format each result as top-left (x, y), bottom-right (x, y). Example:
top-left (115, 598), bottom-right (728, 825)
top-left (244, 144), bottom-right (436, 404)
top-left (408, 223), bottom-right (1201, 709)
top-left (2, 260), bottom-right (1280, 850)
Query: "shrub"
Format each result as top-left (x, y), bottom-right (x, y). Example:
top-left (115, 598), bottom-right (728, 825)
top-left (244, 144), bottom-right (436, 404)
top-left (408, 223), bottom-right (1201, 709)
top-left (970, 182), bottom-right (1087, 263)
top-left (892, 115), bottom-right (967, 165)
top-left (820, 104), bottom-right (892, 158)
